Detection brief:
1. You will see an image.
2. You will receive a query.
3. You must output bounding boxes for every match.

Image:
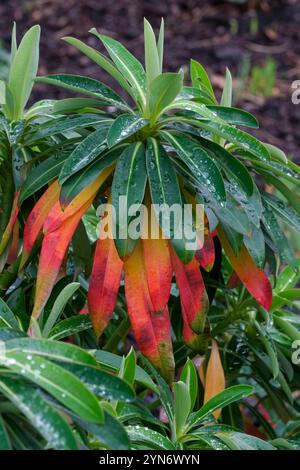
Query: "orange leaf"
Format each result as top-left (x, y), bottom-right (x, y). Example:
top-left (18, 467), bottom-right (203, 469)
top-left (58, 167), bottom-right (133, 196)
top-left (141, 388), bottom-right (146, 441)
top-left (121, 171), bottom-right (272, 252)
top-left (218, 226), bottom-right (272, 310)
top-left (142, 235), bottom-right (172, 312)
top-left (196, 231), bottom-right (215, 272)
top-left (44, 167), bottom-right (113, 234)
top-left (124, 242), bottom-right (174, 382)
top-left (6, 220), bottom-right (19, 264)
top-left (20, 181), bottom-right (60, 269)
top-left (204, 340), bottom-right (225, 419)
top-left (31, 198), bottom-right (92, 320)
top-left (88, 203), bottom-right (123, 338)
top-left (171, 248), bottom-right (209, 334)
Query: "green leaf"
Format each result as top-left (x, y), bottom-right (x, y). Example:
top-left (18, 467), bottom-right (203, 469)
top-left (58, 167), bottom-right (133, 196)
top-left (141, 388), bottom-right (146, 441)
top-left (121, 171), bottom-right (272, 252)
top-left (7, 25), bottom-right (40, 119)
top-left (254, 321), bottom-right (279, 379)
top-left (42, 283), bottom-right (80, 337)
top-left (126, 425), bottom-right (175, 450)
top-left (190, 59), bottom-right (215, 99)
top-left (95, 350), bottom-right (157, 393)
top-left (63, 36), bottom-right (133, 97)
top-left (216, 431), bottom-right (276, 450)
top-left (226, 181), bottom-right (262, 228)
top-left (180, 359), bottom-right (198, 412)
top-left (162, 131), bottom-right (226, 204)
top-left (78, 410), bottom-right (130, 450)
top-left (19, 153), bottom-right (68, 204)
top-left (263, 193), bottom-right (300, 232)
top-left (262, 203), bottom-right (295, 265)
top-left (157, 19), bottom-right (164, 72)
top-left (146, 137), bottom-right (193, 263)
top-left (148, 73), bottom-right (183, 119)
top-left (48, 315), bottom-right (92, 341)
top-left (107, 113), bottom-right (149, 148)
top-left (97, 33), bottom-right (146, 108)
top-left (196, 136), bottom-right (254, 196)
top-left (0, 298), bottom-right (19, 329)
top-left (207, 106), bottom-right (259, 128)
top-left (264, 143), bottom-right (287, 164)
top-left (221, 68), bottom-right (232, 107)
top-left (275, 259), bottom-right (300, 293)
top-left (174, 381), bottom-right (191, 437)
top-left (6, 337), bottom-right (97, 366)
top-left (0, 351), bottom-right (103, 423)
top-left (53, 97), bottom-right (103, 114)
top-left (169, 100), bottom-right (269, 161)
top-left (144, 19), bottom-right (160, 86)
top-left (0, 377), bottom-right (77, 450)
top-left (188, 385), bottom-right (254, 429)
top-left (120, 347), bottom-right (136, 387)
top-left (0, 414), bottom-right (11, 450)
top-left (36, 74), bottom-right (129, 110)
top-left (112, 142), bottom-right (147, 258)
top-left (243, 226), bottom-right (265, 268)
top-left (60, 145), bottom-right (120, 206)
top-left (59, 363), bottom-right (135, 402)
top-left (25, 115), bottom-right (109, 145)
top-left (59, 127), bottom-right (108, 184)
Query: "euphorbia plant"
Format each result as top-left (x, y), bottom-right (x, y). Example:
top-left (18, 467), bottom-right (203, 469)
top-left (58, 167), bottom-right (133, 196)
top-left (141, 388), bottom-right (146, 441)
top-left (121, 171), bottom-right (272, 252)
top-left (16, 20), bottom-right (300, 381)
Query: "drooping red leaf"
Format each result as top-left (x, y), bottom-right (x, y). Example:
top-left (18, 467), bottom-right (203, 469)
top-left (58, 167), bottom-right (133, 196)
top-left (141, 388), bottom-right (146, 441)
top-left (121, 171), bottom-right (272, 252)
top-left (124, 242), bottom-right (174, 382)
top-left (218, 226), bottom-right (272, 310)
top-left (88, 204), bottom-right (123, 338)
top-left (20, 181), bottom-right (60, 269)
top-left (31, 198), bottom-right (92, 320)
top-left (171, 248), bottom-right (209, 334)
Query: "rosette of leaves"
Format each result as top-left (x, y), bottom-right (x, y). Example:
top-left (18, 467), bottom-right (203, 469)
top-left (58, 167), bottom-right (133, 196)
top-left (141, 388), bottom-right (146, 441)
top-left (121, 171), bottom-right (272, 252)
top-left (18, 19), bottom-right (300, 381)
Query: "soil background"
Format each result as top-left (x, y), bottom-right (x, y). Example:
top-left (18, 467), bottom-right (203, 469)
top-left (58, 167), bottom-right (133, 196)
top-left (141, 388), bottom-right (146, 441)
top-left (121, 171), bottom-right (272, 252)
top-left (0, 0), bottom-right (299, 161)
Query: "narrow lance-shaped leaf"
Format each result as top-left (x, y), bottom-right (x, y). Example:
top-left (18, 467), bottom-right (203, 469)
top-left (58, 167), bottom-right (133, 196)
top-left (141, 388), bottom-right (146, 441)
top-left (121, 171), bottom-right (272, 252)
top-left (20, 181), bottom-right (60, 269)
top-left (203, 340), bottom-right (226, 419)
top-left (88, 201), bottom-right (123, 338)
top-left (97, 33), bottom-right (147, 109)
top-left (142, 205), bottom-right (172, 313)
top-left (25, 115), bottom-right (109, 145)
top-left (146, 137), bottom-right (193, 263)
top-left (144, 18), bottom-right (160, 86)
top-left (221, 68), bottom-right (232, 107)
top-left (45, 170), bottom-right (109, 233)
top-left (171, 247), bottom-right (209, 334)
top-left (32, 198), bottom-right (92, 319)
top-left (195, 136), bottom-right (254, 197)
top-left (59, 127), bottom-right (108, 184)
top-left (107, 114), bottom-right (149, 148)
top-left (124, 242), bottom-right (174, 383)
top-left (19, 154), bottom-right (68, 204)
top-left (36, 74), bottom-right (130, 110)
top-left (7, 25), bottom-right (40, 119)
top-left (63, 36), bottom-right (134, 97)
top-left (60, 151), bottom-right (117, 207)
top-left (166, 100), bottom-right (269, 161)
top-left (112, 142), bottom-right (147, 259)
top-left (161, 130), bottom-right (226, 204)
top-left (217, 226), bottom-right (272, 310)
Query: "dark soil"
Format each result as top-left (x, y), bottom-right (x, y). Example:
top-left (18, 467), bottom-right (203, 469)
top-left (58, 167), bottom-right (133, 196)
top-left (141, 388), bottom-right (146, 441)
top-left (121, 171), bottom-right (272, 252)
top-left (0, 0), bottom-right (299, 160)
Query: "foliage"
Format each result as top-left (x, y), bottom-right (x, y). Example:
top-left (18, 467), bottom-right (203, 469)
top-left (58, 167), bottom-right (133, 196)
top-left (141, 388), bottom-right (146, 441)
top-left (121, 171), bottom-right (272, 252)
top-left (0, 20), bottom-right (299, 451)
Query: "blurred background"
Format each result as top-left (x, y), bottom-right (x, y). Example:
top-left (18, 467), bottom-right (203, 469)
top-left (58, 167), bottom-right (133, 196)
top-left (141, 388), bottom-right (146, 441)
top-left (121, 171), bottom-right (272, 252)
top-left (0, 0), bottom-right (299, 160)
